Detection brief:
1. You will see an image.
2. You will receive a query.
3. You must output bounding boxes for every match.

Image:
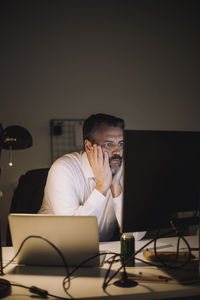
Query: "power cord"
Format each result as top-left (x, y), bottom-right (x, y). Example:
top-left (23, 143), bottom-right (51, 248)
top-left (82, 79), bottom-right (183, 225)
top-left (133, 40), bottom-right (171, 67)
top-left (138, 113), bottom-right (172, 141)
top-left (153, 226), bottom-right (192, 268)
top-left (2, 229), bottom-right (194, 297)
top-left (2, 235), bottom-right (120, 299)
top-left (102, 228), bottom-right (193, 290)
top-left (3, 235), bottom-right (72, 299)
top-left (102, 235), bottom-right (161, 289)
top-left (11, 283), bottom-right (73, 299)
top-left (62, 251), bottom-right (120, 292)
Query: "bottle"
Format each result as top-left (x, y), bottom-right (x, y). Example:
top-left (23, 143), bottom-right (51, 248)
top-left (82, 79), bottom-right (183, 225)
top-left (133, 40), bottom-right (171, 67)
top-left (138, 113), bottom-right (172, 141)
top-left (120, 233), bottom-right (135, 266)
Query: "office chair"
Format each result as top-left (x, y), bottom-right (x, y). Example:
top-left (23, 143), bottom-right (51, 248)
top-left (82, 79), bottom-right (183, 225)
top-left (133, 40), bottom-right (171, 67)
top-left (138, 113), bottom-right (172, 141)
top-left (6, 168), bottom-right (49, 246)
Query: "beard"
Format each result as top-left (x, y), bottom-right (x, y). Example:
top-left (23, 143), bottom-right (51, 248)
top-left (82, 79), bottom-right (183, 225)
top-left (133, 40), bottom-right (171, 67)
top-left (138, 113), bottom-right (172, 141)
top-left (109, 154), bottom-right (122, 175)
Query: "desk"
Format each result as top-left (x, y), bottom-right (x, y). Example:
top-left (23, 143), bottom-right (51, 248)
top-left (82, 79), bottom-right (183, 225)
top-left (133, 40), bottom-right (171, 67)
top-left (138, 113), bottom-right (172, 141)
top-left (1, 236), bottom-right (200, 299)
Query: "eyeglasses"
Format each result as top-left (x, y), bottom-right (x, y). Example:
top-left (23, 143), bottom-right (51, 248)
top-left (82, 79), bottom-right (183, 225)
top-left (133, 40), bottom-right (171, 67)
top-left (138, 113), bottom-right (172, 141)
top-left (101, 141), bottom-right (124, 151)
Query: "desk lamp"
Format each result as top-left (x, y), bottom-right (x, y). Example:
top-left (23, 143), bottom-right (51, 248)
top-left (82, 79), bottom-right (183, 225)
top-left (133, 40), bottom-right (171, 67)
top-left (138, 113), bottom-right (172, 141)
top-left (1, 125), bottom-right (33, 166)
top-left (0, 124), bottom-right (32, 297)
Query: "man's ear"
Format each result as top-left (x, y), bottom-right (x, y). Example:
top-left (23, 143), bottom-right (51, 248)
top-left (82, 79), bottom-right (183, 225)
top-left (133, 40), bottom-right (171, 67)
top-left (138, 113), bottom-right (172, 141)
top-left (84, 139), bottom-right (92, 152)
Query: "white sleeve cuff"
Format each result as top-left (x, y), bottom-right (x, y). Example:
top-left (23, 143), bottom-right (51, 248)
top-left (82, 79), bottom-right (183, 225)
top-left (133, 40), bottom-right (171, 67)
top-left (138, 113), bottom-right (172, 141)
top-left (86, 188), bottom-right (107, 216)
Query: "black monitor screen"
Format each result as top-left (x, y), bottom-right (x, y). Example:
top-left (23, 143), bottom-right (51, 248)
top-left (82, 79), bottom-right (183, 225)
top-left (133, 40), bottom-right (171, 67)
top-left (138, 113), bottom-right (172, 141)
top-left (121, 130), bottom-right (200, 233)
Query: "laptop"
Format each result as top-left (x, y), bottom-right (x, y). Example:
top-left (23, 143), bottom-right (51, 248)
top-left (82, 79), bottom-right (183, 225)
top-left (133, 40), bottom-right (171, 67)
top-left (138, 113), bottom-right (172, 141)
top-left (8, 214), bottom-right (101, 267)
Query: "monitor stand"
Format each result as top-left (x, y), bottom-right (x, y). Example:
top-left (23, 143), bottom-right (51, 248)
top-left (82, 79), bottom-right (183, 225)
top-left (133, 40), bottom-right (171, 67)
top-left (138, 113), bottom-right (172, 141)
top-left (114, 272), bottom-right (138, 288)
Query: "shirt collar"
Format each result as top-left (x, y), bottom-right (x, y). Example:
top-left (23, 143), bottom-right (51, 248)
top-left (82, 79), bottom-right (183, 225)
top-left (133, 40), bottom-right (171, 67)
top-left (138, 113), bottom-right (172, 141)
top-left (81, 151), bottom-right (95, 179)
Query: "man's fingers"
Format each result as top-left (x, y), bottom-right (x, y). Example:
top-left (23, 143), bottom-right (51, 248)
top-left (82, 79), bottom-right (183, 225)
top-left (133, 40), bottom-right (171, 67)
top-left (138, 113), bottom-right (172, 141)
top-left (103, 151), bottom-right (109, 167)
top-left (86, 144), bottom-right (112, 195)
top-left (97, 145), bottom-right (103, 163)
top-left (87, 144), bottom-right (104, 166)
top-left (92, 144), bottom-right (99, 165)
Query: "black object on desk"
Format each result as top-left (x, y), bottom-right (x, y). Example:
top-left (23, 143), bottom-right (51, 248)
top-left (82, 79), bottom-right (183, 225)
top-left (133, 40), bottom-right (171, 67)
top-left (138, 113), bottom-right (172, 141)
top-left (0, 278), bottom-right (11, 298)
top-left (122, 129), bottom-right (200, 234)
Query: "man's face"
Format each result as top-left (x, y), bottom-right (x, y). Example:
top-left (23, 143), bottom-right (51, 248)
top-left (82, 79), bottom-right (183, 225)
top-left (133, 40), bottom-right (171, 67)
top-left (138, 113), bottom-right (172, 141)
top-left (86, 124), bottom-right (124, 175)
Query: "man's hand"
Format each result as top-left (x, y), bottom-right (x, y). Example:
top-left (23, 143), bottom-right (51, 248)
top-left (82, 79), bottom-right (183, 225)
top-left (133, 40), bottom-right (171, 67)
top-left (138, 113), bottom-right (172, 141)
top-left (86, 144), bottom-right (112, 196)
top-left (110, 162), bottom-right (123, 198)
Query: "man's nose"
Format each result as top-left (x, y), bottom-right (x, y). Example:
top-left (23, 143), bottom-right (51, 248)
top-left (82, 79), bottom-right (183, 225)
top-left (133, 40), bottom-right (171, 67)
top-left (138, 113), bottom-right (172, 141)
top-left (112, 144), bottom-right (121, 155)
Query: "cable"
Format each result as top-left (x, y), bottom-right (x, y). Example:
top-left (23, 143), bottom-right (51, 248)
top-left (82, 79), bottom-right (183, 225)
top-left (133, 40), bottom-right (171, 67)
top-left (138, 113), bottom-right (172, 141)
top-left (3, 234), bottom-right (121, 298)
top-left (3, 236), bottom-right (68, 278)
top-left (3, 235), bottom-right (72, 299)
top-left (102, 227), bottom-right (194, 290)
top-left (153, 225), bottom-right (192, 268)
top-left (102, 235), bottom-right (161, 289)
top-left (103, 254), bottom-right (120, 290)
top-left (62, 251), bottom-right (121, 293)
top-left (104, 255), bottom-right (120, 264)
top-left (11, 283), bottom-right (72, 299)
top-left (2, 229), bottom-right (194, 297)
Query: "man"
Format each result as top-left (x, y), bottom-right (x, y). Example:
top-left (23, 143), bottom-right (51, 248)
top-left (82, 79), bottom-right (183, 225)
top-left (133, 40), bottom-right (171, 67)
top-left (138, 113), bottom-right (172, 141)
top-left (39, 113), bottom-right (124, 241)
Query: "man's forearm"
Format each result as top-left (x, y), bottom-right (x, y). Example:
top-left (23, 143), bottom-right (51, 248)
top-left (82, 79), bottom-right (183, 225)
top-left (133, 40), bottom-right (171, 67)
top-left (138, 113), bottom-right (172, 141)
top-left (110, 183), bottom-right (122, 198)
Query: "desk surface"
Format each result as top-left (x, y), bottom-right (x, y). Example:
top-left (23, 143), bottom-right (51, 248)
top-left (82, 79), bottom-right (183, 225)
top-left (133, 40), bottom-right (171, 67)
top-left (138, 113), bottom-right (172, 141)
top-left (1, 235), bottom-right (200, 300)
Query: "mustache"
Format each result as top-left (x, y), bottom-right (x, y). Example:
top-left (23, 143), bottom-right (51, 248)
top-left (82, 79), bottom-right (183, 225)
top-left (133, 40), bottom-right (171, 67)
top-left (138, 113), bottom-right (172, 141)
top-left (109, 154), bottom-right (122, 163)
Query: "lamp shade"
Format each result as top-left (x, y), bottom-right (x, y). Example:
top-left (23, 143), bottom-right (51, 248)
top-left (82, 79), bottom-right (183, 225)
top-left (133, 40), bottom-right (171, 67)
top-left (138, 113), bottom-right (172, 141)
top-left (2, 125), bottom-right (33, 150)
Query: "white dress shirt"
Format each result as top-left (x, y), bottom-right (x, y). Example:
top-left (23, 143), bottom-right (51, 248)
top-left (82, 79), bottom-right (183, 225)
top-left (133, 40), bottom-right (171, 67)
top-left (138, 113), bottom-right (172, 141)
top-left (39, 151), bottom-right (122, 241)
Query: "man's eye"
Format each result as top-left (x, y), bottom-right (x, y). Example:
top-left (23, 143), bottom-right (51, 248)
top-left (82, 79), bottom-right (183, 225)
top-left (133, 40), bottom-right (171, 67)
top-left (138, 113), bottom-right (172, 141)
top-left (119, 142), bottom-right (124, 147)
top-left (104, 142), bottom-right (113, 148)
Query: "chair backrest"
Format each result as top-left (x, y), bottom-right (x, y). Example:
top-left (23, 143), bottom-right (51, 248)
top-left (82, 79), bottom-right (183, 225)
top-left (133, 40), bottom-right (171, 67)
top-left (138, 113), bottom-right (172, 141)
top-left (6, 168), bottom-right (49, 245)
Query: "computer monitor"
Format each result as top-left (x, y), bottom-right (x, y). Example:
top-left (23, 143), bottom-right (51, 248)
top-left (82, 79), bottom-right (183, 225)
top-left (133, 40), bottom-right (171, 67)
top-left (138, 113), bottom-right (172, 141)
top-left (121, 130), bottom-right (200, 233)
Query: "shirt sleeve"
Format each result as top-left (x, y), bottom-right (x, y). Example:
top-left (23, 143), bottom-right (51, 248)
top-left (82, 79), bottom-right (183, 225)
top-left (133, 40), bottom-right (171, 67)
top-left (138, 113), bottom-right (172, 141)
top-left (112, 193), bottom-right (122, 226)
top-left (39, 158), bottom-right (107, 220)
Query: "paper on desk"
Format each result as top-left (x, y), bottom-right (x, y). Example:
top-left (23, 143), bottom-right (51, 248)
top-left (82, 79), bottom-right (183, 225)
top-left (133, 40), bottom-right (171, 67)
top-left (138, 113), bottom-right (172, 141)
top-left (100, 240), bottom-right (173, 255)
top-left (136, 240), bottom-right (173, 252)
